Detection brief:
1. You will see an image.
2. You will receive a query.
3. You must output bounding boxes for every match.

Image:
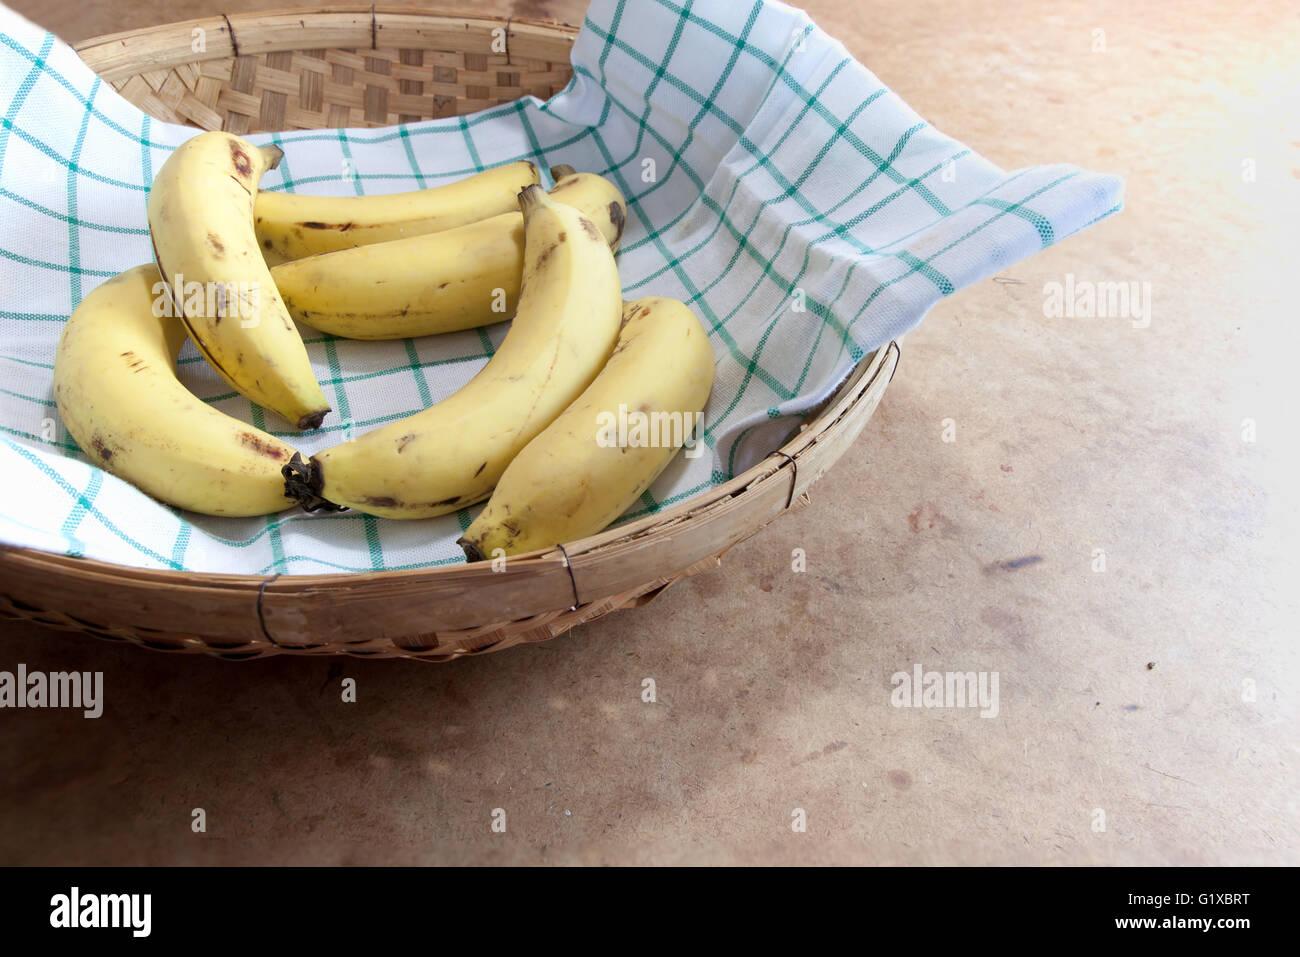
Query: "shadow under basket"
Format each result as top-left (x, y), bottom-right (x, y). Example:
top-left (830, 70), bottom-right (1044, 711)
top-left (0, 7), bottom-right (901, 661)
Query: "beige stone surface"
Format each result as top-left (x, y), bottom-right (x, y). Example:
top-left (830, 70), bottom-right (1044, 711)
top-left (0, 0), bottom-right (1296, 865)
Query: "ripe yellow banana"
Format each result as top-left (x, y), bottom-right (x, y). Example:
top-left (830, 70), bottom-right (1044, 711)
top-left (270, 166), bottom-right (626, 340)
top-left (254, 159), bottom-right (540, 264)
top-left (52, 264), bottom-right (299, 517)
top-left (148, 130), bottom-right (330, 430)
top-left (459, 298), bottom-right (715, 559)
top-left (283, 185), bottom-right (623, 519)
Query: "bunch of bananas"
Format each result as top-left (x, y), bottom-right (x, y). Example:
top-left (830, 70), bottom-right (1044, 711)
top-left (52, 132), bottom-right (715, 559)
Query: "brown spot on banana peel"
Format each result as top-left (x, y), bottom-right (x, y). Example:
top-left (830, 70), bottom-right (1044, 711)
top-left (357, 494), bottom-right (465, 512)
top-left (580, 217), bottom-right (601, 242)
top-left (207, 232), bottom-right (225, 257)
top-left (90, 435), bottom-right (114, 462)
top-left (300, 221), bottom-right (356, 231)
top-left (530, 243), bottom-right (558, 273)
top-left (238, 431), bottom-right (291, 460)
top-left (230, 142), bottom-right (253, 177)
top-left (609, 201), bottom-right (625, 244)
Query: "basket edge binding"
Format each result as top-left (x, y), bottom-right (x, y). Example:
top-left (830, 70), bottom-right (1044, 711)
top-left (72, 7), bottom-right (579, 85)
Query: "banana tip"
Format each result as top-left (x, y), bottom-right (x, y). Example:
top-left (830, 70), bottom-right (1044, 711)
top-left (457, 536), bottom-right (487, 563)
top-left (297, 408), bottom-right (329, 431)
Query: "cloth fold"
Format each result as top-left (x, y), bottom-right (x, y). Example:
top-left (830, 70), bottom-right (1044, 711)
top-left (0, 0), bottom-right (1122, 574)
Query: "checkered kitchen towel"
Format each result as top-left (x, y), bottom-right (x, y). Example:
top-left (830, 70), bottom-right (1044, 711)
top-left (0, 0), bottom-right (1122, 574)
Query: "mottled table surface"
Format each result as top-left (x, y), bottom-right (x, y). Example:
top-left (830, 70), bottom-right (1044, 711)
top-left (1, 0), bottom-right (1295, 865)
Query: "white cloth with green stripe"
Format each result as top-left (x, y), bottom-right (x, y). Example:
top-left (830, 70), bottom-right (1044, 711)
top-left (0, 0), bottom-right (1123, 574)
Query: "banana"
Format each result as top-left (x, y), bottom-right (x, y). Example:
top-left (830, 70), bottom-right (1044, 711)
top-left (52, 264), bottom-right (299, 517)
top-left (270, 166), bottom-right (626, 340)
top-left (254, 159), bottom-right (540, 264)
top-left (148, 130), bottom-right (331, 430)
top-left (459, 298), bottom-right (715, 559)
top-left (282, 186), bottom-right (623, 519)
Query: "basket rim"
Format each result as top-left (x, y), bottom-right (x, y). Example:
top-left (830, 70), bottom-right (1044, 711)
top-left (73, 6), bottom-right (581, 81)
top-left (0, 343), bottom-right (899, 590)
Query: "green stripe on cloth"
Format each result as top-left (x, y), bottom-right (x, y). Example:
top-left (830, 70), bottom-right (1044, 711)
top-left (974, 196), bottom-right (1055, 246)
top-left (57, 78), bottom-right (101, 536)
top-left (0, 187), bottom-right (149, 234)
top-left (5, 437), bottom-right (183, 568)
top-left (1, 116), bottom-right (150, 190)
top-left (0, 33), bottom-right (173, 149)
top-left (0, 246), bottom-right (119, 275)
top-left (363, 514), bottom-right (385, 570)
top-left (399, 125), bottom-right (428, 189)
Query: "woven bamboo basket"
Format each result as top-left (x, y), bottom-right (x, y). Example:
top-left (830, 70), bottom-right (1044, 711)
top-left (0, 8), bottom-right (900, 661)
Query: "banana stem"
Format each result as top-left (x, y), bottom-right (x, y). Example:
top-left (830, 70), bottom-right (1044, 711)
top-left (259, 143), bottom-right (285, 171)
top-left (518, 184), bottom-right (548, 216)
top-left (282, 452), bottom-right (349, 513)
